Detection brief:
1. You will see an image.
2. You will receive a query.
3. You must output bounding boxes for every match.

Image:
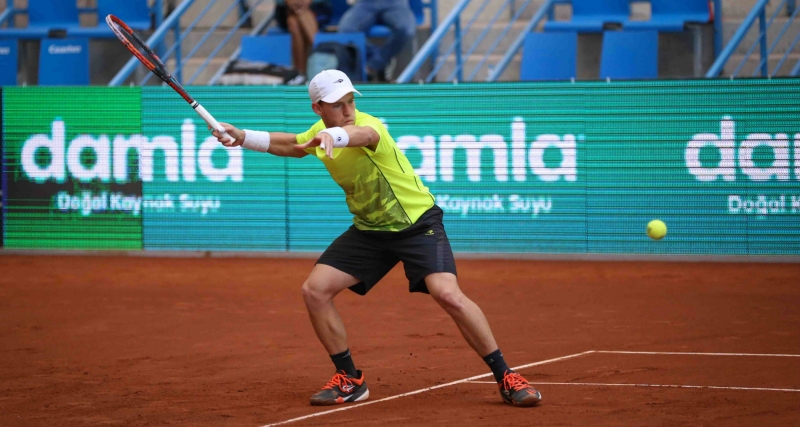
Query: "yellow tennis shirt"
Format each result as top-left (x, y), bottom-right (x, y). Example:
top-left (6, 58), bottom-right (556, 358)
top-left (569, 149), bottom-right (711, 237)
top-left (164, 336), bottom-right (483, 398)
top-left (295, 110), bottom-right (435, 232)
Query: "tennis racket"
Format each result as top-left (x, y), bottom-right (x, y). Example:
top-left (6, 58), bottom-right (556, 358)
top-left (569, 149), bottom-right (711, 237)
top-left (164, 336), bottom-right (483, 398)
top-left (106, 14), bottom-right (234, 143)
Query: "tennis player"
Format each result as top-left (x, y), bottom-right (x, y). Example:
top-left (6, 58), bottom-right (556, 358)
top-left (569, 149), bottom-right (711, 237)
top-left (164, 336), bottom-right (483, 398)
top-left (211, 69), bottom-right (542, 408)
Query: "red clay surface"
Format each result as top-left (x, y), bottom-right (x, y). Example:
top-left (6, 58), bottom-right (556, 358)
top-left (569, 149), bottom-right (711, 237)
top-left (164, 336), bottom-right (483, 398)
top-left (0, 255), bottom-right (798, 427)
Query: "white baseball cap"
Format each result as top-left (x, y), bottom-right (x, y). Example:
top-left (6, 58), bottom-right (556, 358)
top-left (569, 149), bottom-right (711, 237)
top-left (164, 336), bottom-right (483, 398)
top-left (308, 69), bottom-right (362, 104)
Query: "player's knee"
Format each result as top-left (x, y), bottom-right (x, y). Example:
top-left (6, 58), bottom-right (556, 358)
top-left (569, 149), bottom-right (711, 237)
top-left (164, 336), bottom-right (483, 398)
top-left (301, 280), bottom-right (330, 307)
top-left (431, 288), bottom-right (465, 312)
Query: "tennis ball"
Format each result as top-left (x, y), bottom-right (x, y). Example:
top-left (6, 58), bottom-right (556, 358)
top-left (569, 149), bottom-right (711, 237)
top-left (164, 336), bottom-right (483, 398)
top-left (647, 220), bottom-right (667, 240)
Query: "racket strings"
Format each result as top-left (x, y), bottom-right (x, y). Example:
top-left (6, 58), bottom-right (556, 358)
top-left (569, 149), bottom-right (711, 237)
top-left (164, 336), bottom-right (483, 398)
top-left (108, 17), bottom-right (166, 77)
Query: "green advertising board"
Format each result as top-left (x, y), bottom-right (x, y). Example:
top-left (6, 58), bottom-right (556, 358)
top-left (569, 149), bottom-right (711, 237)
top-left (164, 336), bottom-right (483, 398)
top-left (2, 80), bottom-right (799, 255)
top-left (2, 87), bottom-right (143, 249)
top-left (140, 86), bottom-right (288, 251)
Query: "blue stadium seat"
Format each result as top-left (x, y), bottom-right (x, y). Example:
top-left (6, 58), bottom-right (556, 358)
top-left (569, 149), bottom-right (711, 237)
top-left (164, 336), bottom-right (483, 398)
top-left (600, 30), bottom-right (658, 79)
top-left (240, 34), bottom-right (293, 66)
top-left (70, 0), bottom-right (152, 37)
top-left (625, 0), bottom-right (712, 32)
top-left (0, 40), bottom-right (18, 85)
top-left (314, 32), bottom-right (367, 81)
top-left (0, 0), bottom-right (81, 39)
top-left (520, 32), bottom-right (577, 81)
top-left (544, 0), bottom-right (630, 33)
top-left (99, 0), bottom-right (151, 30)
top-left (39, 38), bottom-right (89, 85)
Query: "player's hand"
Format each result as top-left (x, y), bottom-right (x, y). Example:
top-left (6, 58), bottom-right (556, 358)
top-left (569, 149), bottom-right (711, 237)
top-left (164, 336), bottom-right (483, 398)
top-left (210, 122), bottom-right (244, 147)
top-left (295, 132), bottom-right (335, 159)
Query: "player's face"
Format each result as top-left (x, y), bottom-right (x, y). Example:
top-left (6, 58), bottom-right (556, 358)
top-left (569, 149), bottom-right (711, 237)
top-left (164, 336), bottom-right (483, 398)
top-left (313, 93), bottom-right (356, 128)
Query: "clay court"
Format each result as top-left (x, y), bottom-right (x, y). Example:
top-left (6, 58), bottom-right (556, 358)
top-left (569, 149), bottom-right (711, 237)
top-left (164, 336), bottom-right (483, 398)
top-left (1, 255), bottom-right (798, 426)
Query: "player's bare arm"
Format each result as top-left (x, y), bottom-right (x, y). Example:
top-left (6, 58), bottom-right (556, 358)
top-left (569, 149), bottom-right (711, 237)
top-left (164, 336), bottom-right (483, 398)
top-left (295, 125), bottom-right (380, 159)
top-left (211, 122), bottom-right (308, 158)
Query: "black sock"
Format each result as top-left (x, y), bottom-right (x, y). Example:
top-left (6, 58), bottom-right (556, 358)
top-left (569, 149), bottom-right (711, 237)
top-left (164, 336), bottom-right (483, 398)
top-left (330, 348), bottom-right (358, 378)
top-left (483, 349), bottom-right (510, 383)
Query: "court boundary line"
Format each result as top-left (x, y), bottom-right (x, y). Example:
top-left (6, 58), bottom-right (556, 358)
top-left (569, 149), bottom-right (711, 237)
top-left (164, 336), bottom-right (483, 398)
top-left (596, 350), bottom-right (800, 357)
top-left (258, 350), bottom-right (596, 427)
top-left (465, 381), bottom-right (800, 393)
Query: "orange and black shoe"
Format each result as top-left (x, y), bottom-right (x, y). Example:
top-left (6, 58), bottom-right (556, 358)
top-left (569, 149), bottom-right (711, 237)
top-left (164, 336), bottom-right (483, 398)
top-left (499, 370), bottom-right (542, 407)
top-left (310, 370), bottom-right (369, 406)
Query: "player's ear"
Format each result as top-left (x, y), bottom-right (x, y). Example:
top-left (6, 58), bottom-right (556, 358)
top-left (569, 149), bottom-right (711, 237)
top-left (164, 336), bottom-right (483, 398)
top-left (311, 102), bottom-right (323, 117)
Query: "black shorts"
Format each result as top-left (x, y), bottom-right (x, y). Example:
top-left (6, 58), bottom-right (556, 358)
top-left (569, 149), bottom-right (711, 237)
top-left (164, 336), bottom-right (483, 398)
top-left (317, 205), bottom-right (457, 296)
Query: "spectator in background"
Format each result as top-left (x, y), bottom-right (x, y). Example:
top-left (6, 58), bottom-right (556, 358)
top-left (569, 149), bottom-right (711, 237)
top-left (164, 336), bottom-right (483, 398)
top-left (337, 0), bottom-right (416, 82)
top-left (276, 0), bottom-right (333, 77)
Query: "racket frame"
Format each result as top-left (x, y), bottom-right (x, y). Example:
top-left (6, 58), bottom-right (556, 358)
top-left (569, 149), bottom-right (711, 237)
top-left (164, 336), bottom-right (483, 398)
top-left (106, 14), bottom-right (234, 143)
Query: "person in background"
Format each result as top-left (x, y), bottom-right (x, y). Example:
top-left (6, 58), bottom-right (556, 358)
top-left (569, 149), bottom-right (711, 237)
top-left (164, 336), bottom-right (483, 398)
top-left (337, 0), bottom-right (415, 82)
top-left (276, 0), bottom-right (333, 77)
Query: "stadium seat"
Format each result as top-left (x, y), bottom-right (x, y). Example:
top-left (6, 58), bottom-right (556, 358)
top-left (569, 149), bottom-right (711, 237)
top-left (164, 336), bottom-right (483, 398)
top-left (99, 0), bottom-right (151, 30)
top-left (0, 0), bottom-right (81, 39)
top-left (520, 32), bottom-right (577, 81)
top-left (38, 37), bottom-right (89, 85)
top-left (0, 39), bottom-right (18, 85)
top-left (314, 32), bottom-right (367, 81)
top-left (240, 34), bottom-right (293, 66)
top-left (544, 0), bottom-right (630, 33)
top-left (70, 0), bottom-right (152, 37)
top-left (625, 0), bottom-right (712, 32)
top-left (600, 30), bottom-right (658, 79)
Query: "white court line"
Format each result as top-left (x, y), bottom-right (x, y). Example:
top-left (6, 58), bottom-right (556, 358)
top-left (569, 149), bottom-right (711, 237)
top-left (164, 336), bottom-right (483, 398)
top-left (466, 381), bottom-right (800, 393)
top-left (258, 350), bottom-right (595, 427)
top-left (596, 350), bottom-right (800, 357)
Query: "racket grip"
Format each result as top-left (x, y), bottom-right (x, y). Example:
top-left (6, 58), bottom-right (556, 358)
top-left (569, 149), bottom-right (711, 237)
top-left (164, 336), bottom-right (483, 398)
top-left (194, 103), bottom-right (234, 143)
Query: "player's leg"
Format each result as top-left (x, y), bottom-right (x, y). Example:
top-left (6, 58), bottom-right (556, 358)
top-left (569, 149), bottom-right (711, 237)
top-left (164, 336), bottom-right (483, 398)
top-left (302, 264), bottom-right (370, 406)
top-left (424, 273), bottom-right (541, 407)
top-left (304, 227), bottom-right (399, 406)
top-left (302, 263), bottom-right (358, 356)
top-left (424, 272), bottom-right (497, 356)
top-left (396, 206), bottom-right (541, 407)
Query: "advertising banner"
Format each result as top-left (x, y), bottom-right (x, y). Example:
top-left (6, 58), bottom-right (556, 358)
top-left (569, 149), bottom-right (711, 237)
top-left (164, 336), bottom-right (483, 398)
top-left (2, 80), bottom-right (798, 255)
top-left (140, 86), bottom-right (289, 251)
top-left (1, 86), bottom-right (4, 247)
top-left (2, 87), bottom-right (143, 249)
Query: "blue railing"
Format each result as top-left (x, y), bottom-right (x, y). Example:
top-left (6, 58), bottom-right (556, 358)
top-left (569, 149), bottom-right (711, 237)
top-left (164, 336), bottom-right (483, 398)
top-left (398, 0), bottom-right (556, 83)
top-left (109, 0), bottom-right (270, 86)
top-left (707, 0), bottom-right (800, 77)
top-left (0, 0), bottom-right (14, 28)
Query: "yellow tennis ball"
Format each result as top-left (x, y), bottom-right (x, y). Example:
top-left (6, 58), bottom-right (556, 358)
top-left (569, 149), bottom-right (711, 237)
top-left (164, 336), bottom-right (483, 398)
top-left (647, 220), bottom-right (667, 240)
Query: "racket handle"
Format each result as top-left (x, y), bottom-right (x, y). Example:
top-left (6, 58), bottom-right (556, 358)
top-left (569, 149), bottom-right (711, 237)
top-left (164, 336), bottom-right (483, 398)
top-left (194, 103), bottom-right (234, 144)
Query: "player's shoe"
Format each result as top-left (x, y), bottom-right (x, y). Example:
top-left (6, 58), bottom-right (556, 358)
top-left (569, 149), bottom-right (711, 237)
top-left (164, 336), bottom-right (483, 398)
top-left (310, 370), bottom-right (369, 406)
top-left (499, 370), bottom-right (542, 407)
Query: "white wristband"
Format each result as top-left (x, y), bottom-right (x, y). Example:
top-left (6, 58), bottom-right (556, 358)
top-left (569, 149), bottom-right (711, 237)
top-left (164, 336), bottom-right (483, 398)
top-left (242, 129), bottom-right (271, 152)
top-left (319, 127), bottom-right (349, 149)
